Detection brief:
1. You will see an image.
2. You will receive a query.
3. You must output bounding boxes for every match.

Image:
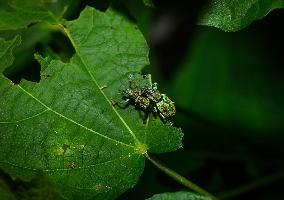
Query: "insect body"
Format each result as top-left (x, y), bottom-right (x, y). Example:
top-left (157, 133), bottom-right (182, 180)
top-left (155, 94), bottom-right (176, 120)
top-left (124, 88), bottom-right (150, 110)
top-left (123, 81), bottom-right (176, 122)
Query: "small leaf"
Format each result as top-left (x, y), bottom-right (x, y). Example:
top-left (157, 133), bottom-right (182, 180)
top-left (198, 0), bottom-right (284, 32)
top-left (0, 6), bottom-right (183, 200)
top-left (0, 0), bottom-right (64, 30)
top-left (0, 35), bottom-right (21, 73)
top-left (146, 191), bottom-right (212, 200)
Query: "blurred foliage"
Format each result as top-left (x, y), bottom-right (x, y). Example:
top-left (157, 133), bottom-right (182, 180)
top-left (146, 191), bottom-right (212, 200)
top-left (143, 0), bottom-right (155, 8)
top-left (0, 172), bottom-right (59, 200)
top-left (170, 26), bottom-right (284, 134)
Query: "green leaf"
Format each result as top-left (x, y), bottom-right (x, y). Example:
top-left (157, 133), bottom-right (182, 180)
top-left (198, 0), bottom-right (284, 32)
top-left (0, 6), bottom-right (183, 200)
top-left (0, 0), bottom-right (64, 30)
top-left (0, 35), bottom-right (21, 73)
top-left (146, 191), bottom-right (212, 200)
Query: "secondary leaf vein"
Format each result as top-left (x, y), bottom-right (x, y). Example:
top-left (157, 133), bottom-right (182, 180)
top-left (0, 153), bottom-right (136, 172)
top-left (0, 109), bottom-right (48, 124)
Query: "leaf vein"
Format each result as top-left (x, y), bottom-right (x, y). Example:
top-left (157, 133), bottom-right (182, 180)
top-left (0, 153), bottom-right (136, 172)
top-left (17, 85), bottom-right (134, 148)
top-left (0, 109), bottom-right (49, 124)
top-left (62, 25), bottom-right (141, 146)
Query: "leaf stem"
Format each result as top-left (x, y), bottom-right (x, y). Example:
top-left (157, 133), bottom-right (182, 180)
top-left (145, 153), bottom-right (219, 200)
top-left (217, 170), bottom-right (284, 199)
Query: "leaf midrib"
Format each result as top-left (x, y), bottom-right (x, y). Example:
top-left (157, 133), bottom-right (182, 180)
top-left (61, 24), bottom-right (142, 146)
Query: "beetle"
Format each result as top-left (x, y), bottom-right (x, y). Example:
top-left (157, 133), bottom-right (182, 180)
top-left (121, 78), bottom-right (176, 123)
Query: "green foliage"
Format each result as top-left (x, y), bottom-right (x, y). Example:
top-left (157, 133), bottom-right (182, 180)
top-left (1, 0), bottom-right (283, 199)
top-left (0, 35), bottom-right (21, 73)
top-left (0, 0), bottom-right (65, 30)
top-left (0, 6), bottom-right (183, 200)
top-left (0, 173), bottom-right (59, 200)
top-left (169, 27), bottom-right (284, 133)
top-left (143, 0), bottom-right (155, 8)
top-left (0, 178), bottom-right (16, 200)
top-left (198, 0), bottom-right (284, 31)
top-left (146, 191), bottom-right (212, 200)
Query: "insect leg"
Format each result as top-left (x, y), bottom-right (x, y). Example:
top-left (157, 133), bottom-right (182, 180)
top-left (153, 106), bottom-right (158, 113)
top-left (113, 98), bottom-right (130, 108)
top-left (152, 105), bottom-right (158, 118)
top-left (128, 74), bottom-right (138, 89)
top-left (143, 111), bottom-right (149, 124)
top-left (152, 82), bottom-right (158, 90)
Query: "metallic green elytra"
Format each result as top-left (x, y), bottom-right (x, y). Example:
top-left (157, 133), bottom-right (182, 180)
top-left (124, 88), bottom-right (150, 110)
top-left (122, 79), bottom-right (176, 122)
top-left (156, 94), bottom-right (176, 119)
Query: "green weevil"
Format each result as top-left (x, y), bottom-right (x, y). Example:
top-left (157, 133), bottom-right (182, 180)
top-left (122, 79), bottom-right (176, 122)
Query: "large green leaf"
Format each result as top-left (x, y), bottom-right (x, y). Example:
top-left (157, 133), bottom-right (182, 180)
top-left (0, 0), bottom-right (64, 30)
top-left (198, 0), bottom-right (284, 32)
top-left (0, 6), bottom-right (183, 200)
top-left (146, 191), bottom-right (212, 200)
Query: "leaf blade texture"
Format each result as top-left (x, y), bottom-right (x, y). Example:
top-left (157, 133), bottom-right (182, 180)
top-left (0, 35), bottom-right (21, 73)
top-left (0, 6), bottom-right (183, 199)
top-left (0, 0), bottom-right (64, 30)
top-left (198, 0), bottom-right (284, 32)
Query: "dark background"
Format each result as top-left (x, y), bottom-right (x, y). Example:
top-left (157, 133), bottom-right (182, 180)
top-left (118, 1), bottom-right (284, 200)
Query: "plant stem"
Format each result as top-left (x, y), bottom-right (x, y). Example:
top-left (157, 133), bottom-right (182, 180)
top-left (145, 153), bottom-right (219, 200)
top-left (217, 170), bottom-right (284, 199)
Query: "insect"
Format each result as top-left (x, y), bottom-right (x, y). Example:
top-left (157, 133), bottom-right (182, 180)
top-left (68, 162), bottom-right (76, 170)
top-left (121, 75), bottom-right (176, 123)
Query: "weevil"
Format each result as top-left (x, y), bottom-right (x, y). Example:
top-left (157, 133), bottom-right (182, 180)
top-left (121, 76), bottom-right (176, 123)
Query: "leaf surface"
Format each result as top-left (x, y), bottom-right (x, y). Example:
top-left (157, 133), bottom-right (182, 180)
top-left (146, 191), bottom-right (212, 200)
top-left (0, 7), bottom-right (183, 200)
top-left (198, 0), bottom-right (284, 32)
top-left (0, 35), bottom-right (21, 73)
top-left (0, 0), bottom-right (64, 30)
